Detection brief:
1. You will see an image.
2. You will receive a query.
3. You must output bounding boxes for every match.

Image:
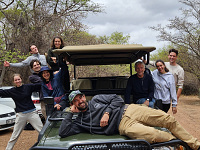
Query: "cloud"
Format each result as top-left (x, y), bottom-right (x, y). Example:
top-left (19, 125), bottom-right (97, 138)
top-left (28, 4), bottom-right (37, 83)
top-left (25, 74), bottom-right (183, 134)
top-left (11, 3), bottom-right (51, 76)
top-left (83, 0), bottom-right (186, 49)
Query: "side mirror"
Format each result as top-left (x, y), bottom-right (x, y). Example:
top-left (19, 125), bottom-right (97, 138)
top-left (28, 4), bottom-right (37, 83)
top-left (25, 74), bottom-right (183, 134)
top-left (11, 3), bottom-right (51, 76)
top-left (43, 97), bottom-right (54, 105)
top-left (43, 97), bottom-right (54, 117)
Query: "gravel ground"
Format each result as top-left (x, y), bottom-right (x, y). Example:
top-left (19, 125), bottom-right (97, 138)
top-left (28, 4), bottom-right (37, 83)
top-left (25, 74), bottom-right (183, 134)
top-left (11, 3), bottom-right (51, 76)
top-left (0, 95), bottom-right (200, 150)
top-left (0, 129), bottom-right (38, 150)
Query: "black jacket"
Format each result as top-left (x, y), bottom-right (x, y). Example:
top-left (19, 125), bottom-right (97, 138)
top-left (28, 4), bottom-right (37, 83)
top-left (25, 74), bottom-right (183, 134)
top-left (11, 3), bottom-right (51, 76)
top-left (0, 84), bottom-right (41, 113)
top-left (46, 48), bottom-right (59, 71)
top-left (29, 73), bottom-right (42, 84)
top-left (124, 73), bottom-right (155, 104)
top-left (59, 94), bottom-right (125, 138)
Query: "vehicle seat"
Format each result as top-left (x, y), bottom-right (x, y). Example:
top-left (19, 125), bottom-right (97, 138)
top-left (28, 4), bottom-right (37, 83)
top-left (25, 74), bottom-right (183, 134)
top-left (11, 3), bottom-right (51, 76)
top-left (71, 79), bottom-right (93, 101)
top-left (115, 77), bottom-right (128, 100)
top-left (115, 77), bottom-right (128, 89)
top-left (96, 78), bottom-right (113, 89)
top-left (72, 79), bottom-right (92, 90)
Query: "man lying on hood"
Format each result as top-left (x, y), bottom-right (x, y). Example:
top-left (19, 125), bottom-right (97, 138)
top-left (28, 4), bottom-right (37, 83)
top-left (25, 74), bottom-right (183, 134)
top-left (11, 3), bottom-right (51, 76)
top-left (59, 90), bottom-right (200, 150)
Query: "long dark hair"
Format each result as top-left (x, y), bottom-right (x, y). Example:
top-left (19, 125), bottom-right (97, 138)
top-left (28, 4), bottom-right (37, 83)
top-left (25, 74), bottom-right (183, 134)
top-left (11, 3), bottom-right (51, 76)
top-left (51, 36), bottom-right (64, 49)
top-left (41, 71), bottom-right (54, 82)
top-left (155, 59), bottom-right (169, 72)
top-left (39, 68), bottom-right (54, 82)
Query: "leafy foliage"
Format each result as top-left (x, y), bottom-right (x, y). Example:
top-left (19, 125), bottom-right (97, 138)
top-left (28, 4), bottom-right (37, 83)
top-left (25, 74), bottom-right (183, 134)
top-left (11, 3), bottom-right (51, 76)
top-left (0, 0), bottom-right (103, 54)
top-left (63, 30), bottom-right (101, 46)
top-left (0, 0), bottom-right (103, 85)
top-left (75, 64), bottom-right (130, 79)
top-left (150, 44), bottom-right (174, 62)
top-left (99, 31), bottom-right (130, 44)
top-left (0, 49), bottom-right (30, 65)
top-left (73, 31), bottom-right (132, 79)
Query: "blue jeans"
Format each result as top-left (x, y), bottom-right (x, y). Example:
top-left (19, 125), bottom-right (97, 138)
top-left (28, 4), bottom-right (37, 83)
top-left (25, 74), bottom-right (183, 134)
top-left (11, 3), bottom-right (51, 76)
top-left (136, 98), bottom-right (155, 108)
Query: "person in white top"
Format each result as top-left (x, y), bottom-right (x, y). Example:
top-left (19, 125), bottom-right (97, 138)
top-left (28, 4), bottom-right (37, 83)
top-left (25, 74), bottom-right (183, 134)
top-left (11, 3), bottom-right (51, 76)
top-left (148, 49), bottom-right (184, 101)
top-left (165, 49), bottom-right (184, 100)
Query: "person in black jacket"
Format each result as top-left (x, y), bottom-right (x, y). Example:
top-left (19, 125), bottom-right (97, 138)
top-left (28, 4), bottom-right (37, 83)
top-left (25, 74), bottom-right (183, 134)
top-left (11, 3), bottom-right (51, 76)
top-left (29, 59), bottom-right (47, 119)
top-left (124, 61), bottom-right (155, 108)
top-left (29, 59), bottom-right (43, 84)
top-left (39, 58), bottom-right (70, 111)
top-left (46, 36), bottom-right (65, 71)
top-left (59, 90), bottom-right (200, 150)
top-left (0, 74), bottom-right (43, 150)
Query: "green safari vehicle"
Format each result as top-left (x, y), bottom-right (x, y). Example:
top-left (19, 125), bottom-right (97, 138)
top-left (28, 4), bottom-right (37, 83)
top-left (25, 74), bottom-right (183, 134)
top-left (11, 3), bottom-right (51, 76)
top-left (30, 44), bottom-right (191, 150)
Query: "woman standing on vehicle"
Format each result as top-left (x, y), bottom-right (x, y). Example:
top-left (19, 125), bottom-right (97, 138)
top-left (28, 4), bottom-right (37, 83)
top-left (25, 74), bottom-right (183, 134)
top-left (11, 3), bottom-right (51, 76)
top-left (0, 74), bottom-right (43, 150)
top-left (46, 36), bottom-right (65, 71)
top-left (152, 60), bottom-right (177, 114)
top-left (39, 57), bottom-right (70, 111)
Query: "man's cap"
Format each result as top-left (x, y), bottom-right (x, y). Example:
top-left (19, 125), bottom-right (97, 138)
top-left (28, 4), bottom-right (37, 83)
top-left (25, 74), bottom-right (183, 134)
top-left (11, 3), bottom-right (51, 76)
top-left (69, 90), bottom-right (84, 103)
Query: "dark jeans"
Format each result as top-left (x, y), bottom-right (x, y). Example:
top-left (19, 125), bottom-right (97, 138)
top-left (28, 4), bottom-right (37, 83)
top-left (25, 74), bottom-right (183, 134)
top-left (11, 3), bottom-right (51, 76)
top-left (136, 98), bottom-right (156, 108)
top-left (154, 99), bottom-right (170, 113)
top-left (162, 104), bottom-right (171, 113)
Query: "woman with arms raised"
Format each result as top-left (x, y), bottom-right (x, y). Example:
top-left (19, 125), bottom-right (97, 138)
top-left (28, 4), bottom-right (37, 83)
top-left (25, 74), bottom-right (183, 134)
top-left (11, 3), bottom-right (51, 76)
top-left (0, 74), bottom-right (43, 150)
top-left (46, 36), bottom-right (65, 71)
top-left (39, 58), bottom-right (70, 111)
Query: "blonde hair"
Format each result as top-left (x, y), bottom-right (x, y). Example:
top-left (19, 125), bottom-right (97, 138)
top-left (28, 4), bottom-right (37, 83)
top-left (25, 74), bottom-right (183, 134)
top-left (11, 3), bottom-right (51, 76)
top-left (13, 73), bottom-right (22, 81)
top-left (12, 73), bottom-right (23, 86)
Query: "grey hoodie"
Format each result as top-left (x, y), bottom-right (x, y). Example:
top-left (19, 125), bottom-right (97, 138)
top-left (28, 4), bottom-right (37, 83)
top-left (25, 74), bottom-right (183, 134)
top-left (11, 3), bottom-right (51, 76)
top-left (152, 69), bottom-right (177, 107)
top-left (10, 53), bottom-right (47, 72)
top-left (59, 94), bottom-right (125, 138)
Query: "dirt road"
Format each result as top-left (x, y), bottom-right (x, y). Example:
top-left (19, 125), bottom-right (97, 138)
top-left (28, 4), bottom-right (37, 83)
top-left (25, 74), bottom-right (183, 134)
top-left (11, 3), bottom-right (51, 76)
top-left (168, 95), bottom-right (200, 139)
top-left (0, 95), bottom-right (200, 150)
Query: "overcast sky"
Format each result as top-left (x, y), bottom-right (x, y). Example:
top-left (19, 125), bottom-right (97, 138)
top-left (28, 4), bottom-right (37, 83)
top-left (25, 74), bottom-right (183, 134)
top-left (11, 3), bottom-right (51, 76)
top-left (83, 0), bottom-right (187, 50)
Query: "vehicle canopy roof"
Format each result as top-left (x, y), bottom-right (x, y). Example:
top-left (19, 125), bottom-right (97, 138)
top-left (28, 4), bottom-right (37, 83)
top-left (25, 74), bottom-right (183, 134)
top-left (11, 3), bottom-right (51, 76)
top-left (53, 44), bottom-right (156, 66)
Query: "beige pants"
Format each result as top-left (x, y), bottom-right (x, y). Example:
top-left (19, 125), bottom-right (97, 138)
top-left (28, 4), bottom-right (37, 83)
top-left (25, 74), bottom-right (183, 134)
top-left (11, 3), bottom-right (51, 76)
top-left (119, 104), bottom-right (200, 150)
top-left (6, 111), bottom-right (43, 150)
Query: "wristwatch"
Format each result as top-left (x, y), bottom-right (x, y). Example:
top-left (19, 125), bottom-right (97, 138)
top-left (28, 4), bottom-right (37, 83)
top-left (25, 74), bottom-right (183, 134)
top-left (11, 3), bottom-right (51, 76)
top-left (146, 99), bottom-right (149, 101)
top-left (104, 112), bottom-right (109, 116)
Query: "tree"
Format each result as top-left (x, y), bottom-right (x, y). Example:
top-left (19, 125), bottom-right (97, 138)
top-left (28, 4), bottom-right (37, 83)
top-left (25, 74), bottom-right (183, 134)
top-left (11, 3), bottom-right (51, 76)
top-left (150, 44), bottom-right (174, 62)
top-left (73, 31), bottom-right (131, 79)
top-left (0, 0), bottom-right (102, 85)
top-left (99, 31), bottom-right (130, 44)
top-left (0, 0), bottom-right (102, 54)
top-left (63, 30), bottom-right (101, 46)
top-left (150, 0), bottom-right (200, 81)
top-left (0, 0), bottom-right (14, 10)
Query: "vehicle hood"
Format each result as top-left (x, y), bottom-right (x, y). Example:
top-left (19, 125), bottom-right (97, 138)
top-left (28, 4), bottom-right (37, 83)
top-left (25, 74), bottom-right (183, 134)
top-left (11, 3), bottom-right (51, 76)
top-left (0, 104), bottom-right (15, 113)
top-left (38, 121), bottom-right (128, 148)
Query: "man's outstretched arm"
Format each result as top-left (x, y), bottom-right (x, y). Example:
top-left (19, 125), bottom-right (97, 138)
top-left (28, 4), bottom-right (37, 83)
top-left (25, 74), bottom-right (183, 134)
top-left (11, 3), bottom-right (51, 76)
top-left (4, 56), bottom-right (32, 67)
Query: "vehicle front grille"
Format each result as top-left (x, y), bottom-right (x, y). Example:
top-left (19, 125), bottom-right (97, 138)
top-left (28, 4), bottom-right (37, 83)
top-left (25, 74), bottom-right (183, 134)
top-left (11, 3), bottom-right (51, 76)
top-left (0, 112), bottom-right (15, 118)
top-left (70, 144), bottom-right (149, 150)
top-left (68, 140), bottom-right (151, 150)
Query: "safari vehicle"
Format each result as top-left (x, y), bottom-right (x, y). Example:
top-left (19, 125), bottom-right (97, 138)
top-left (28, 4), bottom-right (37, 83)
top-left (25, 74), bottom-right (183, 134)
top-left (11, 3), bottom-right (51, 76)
top-left (30, 44), bottom-right (191, 150)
